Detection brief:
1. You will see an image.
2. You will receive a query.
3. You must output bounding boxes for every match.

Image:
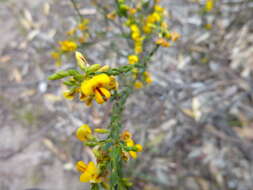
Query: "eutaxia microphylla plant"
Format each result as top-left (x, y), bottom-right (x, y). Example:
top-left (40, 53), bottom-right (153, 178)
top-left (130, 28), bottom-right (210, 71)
top-left (49, 0), bottom-right (180, 189)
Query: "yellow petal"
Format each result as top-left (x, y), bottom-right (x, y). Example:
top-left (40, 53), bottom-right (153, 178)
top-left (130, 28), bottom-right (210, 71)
top-left (129, 151), bottom-right (137, 159)
top-left (134, 81), bottom-right (143, 89)
top-left (93, 74), bottom-right (111, 86)
top-left (81, 80), bottom-right (94, 96)
top-left (95, 90), bottom-right (105, 104)
top-left (135, 144), bottom-right (143, 152)
top-left (76, 161), bottom-right (87, 173)
top-left (121, 131), bottom-right (132, 141)
top-left (80, 172), bottom-right (92, 183)
top-left (126, 139), bottom-right (135, 147)
top-left (76, 124), bottom-right (92, 141)
top-left (99, 87), bottom-right (111, 100)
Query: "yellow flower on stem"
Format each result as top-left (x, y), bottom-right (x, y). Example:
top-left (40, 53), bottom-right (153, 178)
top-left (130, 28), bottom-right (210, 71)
top-left (107, 11), bottom-right (117, 20)
top-left (59, 40), bottom-right (77, 52)
top-left (171, 32), bottom-right (181, 42)
top-left (128, 8), bottom-right (137, 15)
top-left (121, 131), bottom-right (132, 141)
top-left (128, 55), bottom-right (139, 64)
top-left (205, 0), bottom-right (214, 12)
top-left (67, 28), bottom-right (76, 36)
top-left (81, 74), bottom-right (115, 104)
top-left (144, 72), bottom-right (153, 84)
top-left (78, 19), bottom-right (90, 31)
top-left (155, 38), bottom-right (170, 47)
top-left (76, 161), bottom-right (101, 183)
top-left (76, 124), bottom-right (92, 141)
top-left (134, 81), bottom-right (143, 89)
top-left (135, 144), bottom-right (143, 152)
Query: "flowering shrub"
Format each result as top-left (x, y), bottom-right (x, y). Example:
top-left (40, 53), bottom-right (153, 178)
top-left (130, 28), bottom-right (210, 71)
top-left (49, 0), bottom-right (179, 189)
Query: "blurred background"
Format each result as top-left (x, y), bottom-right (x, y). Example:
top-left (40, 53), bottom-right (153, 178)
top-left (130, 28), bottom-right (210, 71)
top-left (0, 0), bottom-right (253, 190)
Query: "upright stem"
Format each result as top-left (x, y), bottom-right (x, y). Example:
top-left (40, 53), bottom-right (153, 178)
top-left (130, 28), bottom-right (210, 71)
top-left (70, 0), bottom-right (83, 21)
top-left (109, 85), bottom-right (133, 190)
top-left (108, 45), bottom-right (159, 190)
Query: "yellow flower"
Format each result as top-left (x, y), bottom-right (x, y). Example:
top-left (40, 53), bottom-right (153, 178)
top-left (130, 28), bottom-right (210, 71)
top-left (67, 28), bottom-right (76, 36)
top-left (134, 81), bottom-right (143, 89)
top-left (154, 5), bottom-right (164, 14)
top-left (161, 21), bottom-right (168, 30)
top-left (155, 38), bottom-right (170, 47)
top-left (135, 144), bottom-right (143, 152)
top-left (171, 32), bottom-right (180, 42)
top-left (131, 32), bottom-right (141, 41)
top-left (144, 72), bottom-right (153, 84)
top-left (130, 24), bottom-right (139, 33)
top-left (51, 51), bottom-right (60, 60)
top-left (125, 139), bottom-right (136, 159)
top-left (121, 131), bottom-right (132, 141)
top-left (78, 19), bottom-right (90, 31)
top-left (81, 74), bottom-right (114, 104)
top-left (107, 11), bottom-right (117, 20)
top-left (204, 23), bottom-right (212, 30)
top-left (134, 39), bottom-right (143, 54)
top-left (143, 23), bottom-right (153, 34)
top-left (128, 55), bottom-right (139, 64)
top-left (205, 0), bottom-right (214, 12)
top-left (128, 8), bottom-right (137, 15)
top-left (76, 161), bottom-right (101, 183)
top-left (76, 124), bottom-right (92, 141)
top-left (59, 40), bottom-right (77, 52)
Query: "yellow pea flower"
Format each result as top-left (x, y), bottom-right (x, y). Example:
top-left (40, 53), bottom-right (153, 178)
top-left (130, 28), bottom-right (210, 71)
top-left (67, 28), bottom-right (76, 36)
top-left (144, 72), bottom-right (153, 84)
top-left (128, 55), bottom-right (139, 64)
top-left (155, 38), bottom-right (170, 47)
top-left (51, 51), bottom-right (60, 60)
top-left (78, 19), bottom-right (90, 31)
top-left (154, 5), bottom-right (164, 14)
top-left (76, 124), bottom-right (92, 141)
top-left (130, 24), bottom-right (139, 33)
top-left (128, 8), bottom-right (137, 15)
top-left (59, 40), bottom-right (77, 52)
top-left (121, 131), bottom-right (132, 141)
top-left (76, 161), bottom-right (101, 183)
top-left (171, 32), bottom-right (181, 42)
top-left (135, 144), bottom-right (143, 152)
top-left (134, 81), bottom-right (143, 89)
top-left (126, 139), bottom-right (137, 159)
top-left (107, 11), bottom-right (117, 20)
top-left (205, 0), bottom-right (214, 12)
top-left (81, 74), bottom-right (114, 104)
top-left (76, 161), bottom-right (87, 172)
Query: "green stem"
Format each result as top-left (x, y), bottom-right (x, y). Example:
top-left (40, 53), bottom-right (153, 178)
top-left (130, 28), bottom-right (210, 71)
top-left (70, 0), bottom-right (83, 21)
top-left (107, 45), bottom-right (159, 190)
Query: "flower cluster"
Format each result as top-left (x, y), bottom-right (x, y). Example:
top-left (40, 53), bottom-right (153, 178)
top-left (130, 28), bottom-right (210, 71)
top-left (75, 124), bottom-right (142, 186)
top-left (49, 0), bottom-right (178, 189)
top-left (51, 19), bottom-right (90, 66)
top-left (49, 51), bottom-right (118, 106)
